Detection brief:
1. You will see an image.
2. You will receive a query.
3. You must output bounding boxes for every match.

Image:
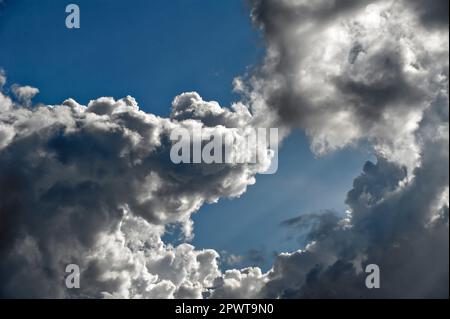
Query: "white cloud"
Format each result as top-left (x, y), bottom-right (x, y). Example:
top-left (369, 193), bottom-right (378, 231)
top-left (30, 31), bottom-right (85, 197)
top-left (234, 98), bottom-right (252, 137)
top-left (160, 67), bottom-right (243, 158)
top-left (0, 82), bottom-right (272, 298)
top-left (0, 0), bottom-right (448, 299)
top-left (246, 0), bottom-right (448, 172)
top-left (207, 0), bottom-right (449, 298)
top-left (12, 84), bottom-right (39, 106)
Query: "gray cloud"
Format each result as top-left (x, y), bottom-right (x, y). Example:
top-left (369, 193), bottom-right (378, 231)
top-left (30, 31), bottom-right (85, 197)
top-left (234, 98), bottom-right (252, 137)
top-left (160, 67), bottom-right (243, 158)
top-left (281, 210), bottom-right (341, 244)
top-left (209, 0), bottom-right (449, 299)
top-left (0, 0), bottom-right (448, 299)
top-left (240, 0), bottom-right (448, 171)
top-left (0, 74), bottom-right (273, 297)
top-left (409, 0), bottom-right (449, 28)
top-left (211, 88), bottom-right (449, 299)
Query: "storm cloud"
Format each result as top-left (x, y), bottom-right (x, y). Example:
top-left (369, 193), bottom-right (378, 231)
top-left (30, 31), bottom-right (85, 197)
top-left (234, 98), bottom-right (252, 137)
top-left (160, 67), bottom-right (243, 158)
top-left (240, 0), bottom-right (448, 171)
top-left (0, 0), bottom-right (448, 299)
top-left (0, 79), bottom-right (274, 298)
top-left (210, 0), bottom-right (449, 299)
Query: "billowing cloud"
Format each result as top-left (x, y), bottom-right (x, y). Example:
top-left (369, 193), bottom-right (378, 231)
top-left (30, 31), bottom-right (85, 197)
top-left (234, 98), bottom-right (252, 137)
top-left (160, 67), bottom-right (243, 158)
top-left (212, 108), bottom-right (448, 297)
top-left (0, 0), bottom-right (448, 299)
top-left (208, 0), bottom-right (449, 299)
top-left (0, 75), bottom-right (273, 297)
top-left (241, 0), bottom-right (448, 171)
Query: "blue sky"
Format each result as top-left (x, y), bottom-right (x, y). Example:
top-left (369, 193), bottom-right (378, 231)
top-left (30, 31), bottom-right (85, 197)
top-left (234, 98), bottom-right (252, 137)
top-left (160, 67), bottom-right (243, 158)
top-left (0, 0), bottom-right (372, 270)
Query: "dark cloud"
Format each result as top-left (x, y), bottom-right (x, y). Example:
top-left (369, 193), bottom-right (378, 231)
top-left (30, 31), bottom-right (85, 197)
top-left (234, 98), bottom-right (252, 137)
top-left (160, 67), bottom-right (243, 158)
top-left (0, 0), bottom-right (448, 299)
top-left (409, 0), bottom-right (449, 28)
top-left (257, 153), bottom-right (448, 298)
top-left (211, 7), bottom-right (449, 292)
top-left (242, 0), bottom-right (449, 161)
top-left (217, 91), bottom-right (448, 298)
top-left (281, 210), bottom-right (341, 243)
top-left (0, 80), bottom-right (271, 297)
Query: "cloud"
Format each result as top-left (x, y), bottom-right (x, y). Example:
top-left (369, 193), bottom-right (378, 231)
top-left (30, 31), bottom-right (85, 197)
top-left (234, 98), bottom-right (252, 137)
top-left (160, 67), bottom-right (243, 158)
top-left (409, 0), bottom-right (449, 28)
top-left (11, 84), bottom-right (39, 106)
top-left (210, 267), bottom-right (268, 299)
top-left (207, 0), bottom-right (449, 299)
top-left (0, 81), bottom-right (273, 297)
top-left (0, 0), bottom-right (448, 299)
top-left (281, 210), bottom-right (342, 243)
top-left (210, 76), bottom-right (449, 299)
top-left (242, 0), bottom-right (448, 171)
top-left (0, 69), bottom-right (6, 87)
top-left (213, 151), bottom-right (448, 298)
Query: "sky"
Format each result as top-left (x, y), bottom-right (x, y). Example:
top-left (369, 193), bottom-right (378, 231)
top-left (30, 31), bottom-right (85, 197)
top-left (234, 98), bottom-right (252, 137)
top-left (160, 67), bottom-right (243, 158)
top-left (0, 0), bottom-right (448, 299)
top-left (0, 0), bottom-right (261, 110)
top-left (0, 0), bottom-right (372, 271)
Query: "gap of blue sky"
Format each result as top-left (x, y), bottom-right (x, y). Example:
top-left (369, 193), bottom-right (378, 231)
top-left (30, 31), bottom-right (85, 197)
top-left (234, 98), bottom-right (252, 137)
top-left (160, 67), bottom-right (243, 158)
top-left (0, 0), bottom-right (262, 113)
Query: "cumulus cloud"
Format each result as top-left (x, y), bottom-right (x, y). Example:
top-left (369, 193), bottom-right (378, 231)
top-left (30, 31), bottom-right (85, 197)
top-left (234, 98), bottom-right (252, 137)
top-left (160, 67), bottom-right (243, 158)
top-left (263, 139), bottom-right (448, 298)
top-left (241, 0), bottom-right (448, 171)
top-left (212, 120), bottom-right (448, 298)
top-left (0, 77), bottom-right (273, 297)
top-left (0, 0), bottom-right (448, 299)
top-left (207, 0), bottom-right (449, 298)
top-left (11, 84), bottom-right (39, 106)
